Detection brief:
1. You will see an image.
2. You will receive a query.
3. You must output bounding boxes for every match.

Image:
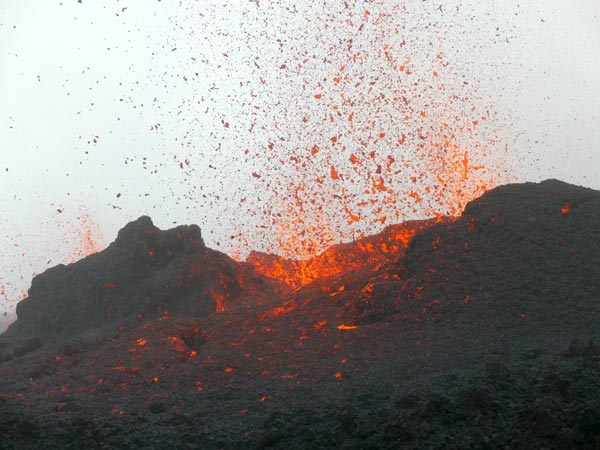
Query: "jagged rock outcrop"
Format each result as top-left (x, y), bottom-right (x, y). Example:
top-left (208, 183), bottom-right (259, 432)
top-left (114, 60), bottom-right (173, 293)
top-left (6, 216), bottom-right (280, 337)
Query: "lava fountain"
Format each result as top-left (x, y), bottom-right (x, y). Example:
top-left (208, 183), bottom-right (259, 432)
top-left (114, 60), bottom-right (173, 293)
top-left (155, 2), bottom-right (516, 260)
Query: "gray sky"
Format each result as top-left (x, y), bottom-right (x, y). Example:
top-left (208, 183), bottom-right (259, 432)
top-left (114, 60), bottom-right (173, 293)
top-left (1, 0), bottom-right (600, 327)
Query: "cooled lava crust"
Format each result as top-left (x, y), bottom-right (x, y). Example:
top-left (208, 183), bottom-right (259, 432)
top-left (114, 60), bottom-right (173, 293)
top-left (1, 179), bottom-right (599, 449)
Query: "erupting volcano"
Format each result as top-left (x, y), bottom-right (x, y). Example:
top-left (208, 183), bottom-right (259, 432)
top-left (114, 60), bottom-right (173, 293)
top-left (1, 179), bottom-right (599, 449)
top-left (2, 1), bottom-right (600, 448)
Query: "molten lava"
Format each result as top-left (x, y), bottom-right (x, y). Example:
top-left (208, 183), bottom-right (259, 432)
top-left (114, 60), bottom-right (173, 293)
top-left (248, 218), bottom-right (453, 291)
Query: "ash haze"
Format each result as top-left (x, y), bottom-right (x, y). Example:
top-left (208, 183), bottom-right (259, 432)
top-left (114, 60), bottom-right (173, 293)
top-left (1, 0), bottom-right (599, 327)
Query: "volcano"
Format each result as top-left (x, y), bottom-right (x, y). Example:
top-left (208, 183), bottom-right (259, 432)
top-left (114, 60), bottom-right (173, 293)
top-left (1, 179), bottom-right (599, 450)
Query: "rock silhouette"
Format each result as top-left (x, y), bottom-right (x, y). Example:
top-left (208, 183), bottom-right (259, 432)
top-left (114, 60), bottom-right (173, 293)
top-left (0, 180), bottom-right (599, 449)
top-left (6, 216), bottom-right (280, 337)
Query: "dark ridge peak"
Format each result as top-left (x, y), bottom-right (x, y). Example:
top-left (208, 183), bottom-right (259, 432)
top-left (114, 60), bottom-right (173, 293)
top-left (538, 178), bottom-right (590, 189)
top-left (397, 178), bottom-right (600, 325)
top-left (120, 214), bottom-right (155, 229)
top-left (107, 217), bottom-right (206, 265)
top-left (462, 179), bottom-right (598, 219)
top-left (5, 216), bottom-right (276, 338)
top-left (114, 215), bottom-right (156, 241)
top-left (115, 216), bottom-right (204, 248)
top-left (112, 216), bottom-right (159, 250)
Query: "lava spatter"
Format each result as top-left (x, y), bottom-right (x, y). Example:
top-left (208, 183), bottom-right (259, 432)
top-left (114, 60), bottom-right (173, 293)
top-left (150, 1), bottom-right (515, 260)
top-left (67, 209), bottom-right (104, 263)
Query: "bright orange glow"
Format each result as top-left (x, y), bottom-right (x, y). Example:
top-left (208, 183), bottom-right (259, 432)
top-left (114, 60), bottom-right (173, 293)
top-left (136, 338), bottom-right (147, 347)
top-left (259, 304), bottom-right (296, 321)
top-left (329, 285), bottom-right (345, 297)
top-left (237, 39), bottom-right (513, 263)
top-left (334, 372), bottom-right (343, 379)
top-left (337, 324), bottom-right (358, 330)
top-left (212, 293), bottom-right (227, 313)
top-left (330, 165), bottom-right (340, 180)
top-left (248, 220), bottom-right (445, 291)
top-left (561, 204), bottom-right (571, 214)
top-left (313, 321), bottom-right (328, 330)
top-left (67, 209), bottom-right (104, 263)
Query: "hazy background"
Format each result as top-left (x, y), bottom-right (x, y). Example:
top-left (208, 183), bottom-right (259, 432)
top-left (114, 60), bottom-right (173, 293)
top-left (1, 0), bottom-right (599, 327)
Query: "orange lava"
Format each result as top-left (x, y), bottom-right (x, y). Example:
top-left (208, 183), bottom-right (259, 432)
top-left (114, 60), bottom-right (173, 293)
top-left (70, 210), bottom-right (103, 261)
top-left (212, 293), bottom-right (227, 313)
top-left (231, 4), bottom-right (515, 262)
top-left (248, 219), bottom-right (451, 291)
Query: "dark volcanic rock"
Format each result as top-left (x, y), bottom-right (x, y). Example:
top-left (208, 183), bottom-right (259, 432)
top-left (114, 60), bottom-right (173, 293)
top-left (398, 179), bottom-right (600, 327)
top-left (6, 216), bottom-right (280, 337)
top-left (340, 179), bottom-right (600, 331)
top-left (0, 180), bottom-right (599, 450)
top-left (148, 401), bottom-right (167, 414)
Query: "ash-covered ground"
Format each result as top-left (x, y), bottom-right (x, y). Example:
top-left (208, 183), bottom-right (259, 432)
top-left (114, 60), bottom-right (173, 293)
top-left (0, 179), bottom-right (599, 450)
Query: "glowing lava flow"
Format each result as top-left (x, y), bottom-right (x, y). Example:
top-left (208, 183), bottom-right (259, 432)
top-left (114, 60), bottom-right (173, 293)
top-left (248, 218), bottom-right (449, 291)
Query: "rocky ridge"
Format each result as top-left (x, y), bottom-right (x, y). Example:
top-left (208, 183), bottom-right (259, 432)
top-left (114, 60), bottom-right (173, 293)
top-left (0, 179), bottom-right (598, 449)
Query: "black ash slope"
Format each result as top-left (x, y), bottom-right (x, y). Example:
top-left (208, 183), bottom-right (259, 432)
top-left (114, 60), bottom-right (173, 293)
top-left (0, 179), bottom-right (599, 450)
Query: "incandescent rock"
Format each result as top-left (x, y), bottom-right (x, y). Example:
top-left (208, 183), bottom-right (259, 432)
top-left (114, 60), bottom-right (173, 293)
top-left (248, 218), bottom-right (450, 292)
